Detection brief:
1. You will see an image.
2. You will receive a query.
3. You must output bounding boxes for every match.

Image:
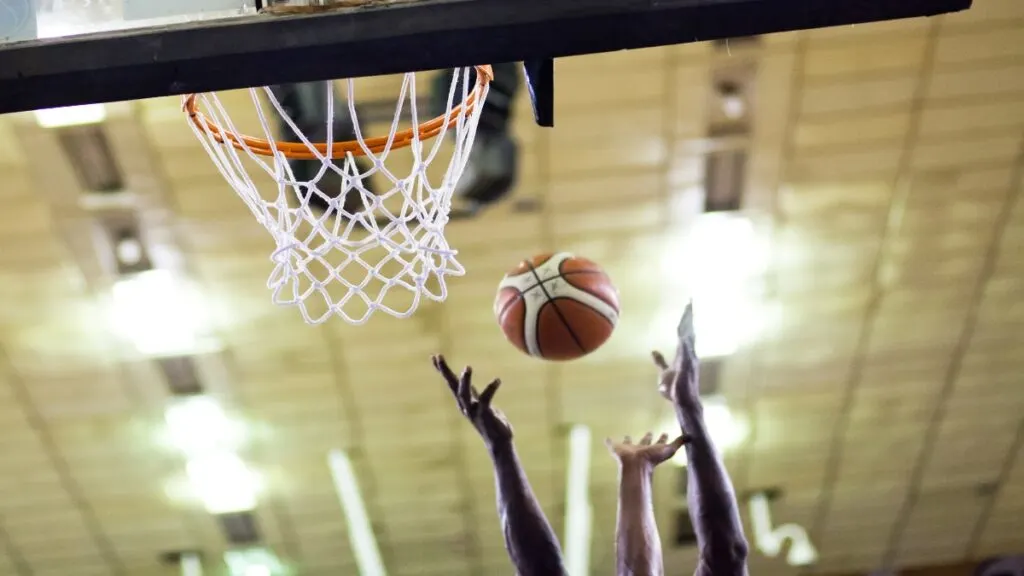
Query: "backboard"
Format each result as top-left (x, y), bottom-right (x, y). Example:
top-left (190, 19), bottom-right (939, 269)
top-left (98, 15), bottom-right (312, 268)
top-left (0, 0), bottom-right (972, 116)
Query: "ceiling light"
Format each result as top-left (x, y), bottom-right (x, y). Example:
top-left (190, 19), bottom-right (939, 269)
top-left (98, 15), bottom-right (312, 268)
top-left (186, 453), bottom-right (260, 514)
top-left (748, 492), bottom-right (818, 567)
top-left (109, 270), bottom-right (207, 356)
top-left (115, 236), bottom-right (145, 267)
top-left (659, 396), bottom-right (746, 467)
top-left (165, 396), bottom-right (243, 457)
top-left (180, 553), bottom-right (203, 576)
top-left (721, 94), bottom-right (745, 120)
top-left (564, 424), bottom-right (593, 576)
top-left (715, 81), bottom-right (746, 120)
top-left (328, 450), bottom-right (387, 576)
top-left (657, 213), bottom-right (769, 358)
top-left (701, 396), bottom-right (748, 450)
top-left (787, 537), bottom-right (819, 566)
top-left (686, 213), bottom-right (768, 281)
top-left (224, 549), bottom-right (284, 576)
top-left (34, 104), bottom-right (108, 128)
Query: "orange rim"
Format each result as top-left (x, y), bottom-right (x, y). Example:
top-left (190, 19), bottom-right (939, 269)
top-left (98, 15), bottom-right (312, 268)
top-left (183, 65), bottom-right (493, 160)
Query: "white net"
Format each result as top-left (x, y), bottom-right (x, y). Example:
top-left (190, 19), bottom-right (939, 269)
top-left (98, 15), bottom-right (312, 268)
top-left (184, 68), bottom-right (489, 325)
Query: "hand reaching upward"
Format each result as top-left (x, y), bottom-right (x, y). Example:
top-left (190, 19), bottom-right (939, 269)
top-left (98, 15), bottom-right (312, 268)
top-left (431, 355), bottom-right (567, 576)
top-left (606, 432), bottom-right (689, 469)
top-left (652, 301), bottom-right (700, 407)
top-left (432, 354), bottom-right (513, 449)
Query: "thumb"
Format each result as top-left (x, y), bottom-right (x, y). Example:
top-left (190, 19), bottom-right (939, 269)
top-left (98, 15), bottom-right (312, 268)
top-left (604, 438), bottom-right (620, 459)
top-left (670, 435), bottom-right (690, 450)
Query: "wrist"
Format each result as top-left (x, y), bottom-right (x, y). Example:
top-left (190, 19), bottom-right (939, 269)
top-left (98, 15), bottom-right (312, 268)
top-left (486, 436), bottom-right (515, 459)
top-left (674, 395), bottom-right (703, 412)
top-left (618, 458), bottom-right (655, 477)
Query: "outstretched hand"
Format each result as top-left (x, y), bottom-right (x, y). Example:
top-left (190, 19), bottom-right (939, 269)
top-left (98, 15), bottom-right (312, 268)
top-left (606, 432), bottom-right (689, 468)
top-left (652, 301), bottom-right (700, 406)
top-left (432, 354), bottom-right (513, 449)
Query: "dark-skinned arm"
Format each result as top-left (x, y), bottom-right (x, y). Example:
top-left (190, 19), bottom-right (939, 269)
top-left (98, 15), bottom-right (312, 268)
top-left (657, 306), bottom-right (749, 576)
top-left (677, 398), bottom-right (748, 576)
top-left (488, 438), bottom-right (568, 576)
top-left (431, 355), bottom-right (566, 576)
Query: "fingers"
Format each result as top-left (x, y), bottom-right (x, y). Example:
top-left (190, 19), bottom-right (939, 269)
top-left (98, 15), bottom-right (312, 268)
top-left (604, 438), bottom-right (615, 452)
top-left (677, 302), bottom-right (695, 342)
top-left (433, 355), bottom-right (461, 396)
top-left (622, 435), bottom-right (633, 445)
top-left (651, 350), bottom-right (669, 371)
top-left (478, 379), bottom-right (501, 408)
top-left (656, 433), bottom-right (669, 445)
top-left (670, 435), bottom-right (690, 450)
top-left (433, 355), bottom-right (457, 382)
top-left (658, 382), bottom-right (673, 400)
top-left (457, 367), bottom-right (474, 407)
top-left (639, 432), bottom-right (654, 446)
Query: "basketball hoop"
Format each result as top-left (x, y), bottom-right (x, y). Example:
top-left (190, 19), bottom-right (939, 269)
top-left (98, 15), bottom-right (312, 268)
top-left (182, 66), bottom-right (492, 325)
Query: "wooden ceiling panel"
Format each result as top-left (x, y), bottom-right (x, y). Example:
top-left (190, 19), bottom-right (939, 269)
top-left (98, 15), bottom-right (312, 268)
top-left (0, 4), bottom-right (1020, 576)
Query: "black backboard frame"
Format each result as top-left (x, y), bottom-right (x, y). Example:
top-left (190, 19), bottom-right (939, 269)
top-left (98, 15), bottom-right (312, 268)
top-left (0, 0), bottom-right (972, 115)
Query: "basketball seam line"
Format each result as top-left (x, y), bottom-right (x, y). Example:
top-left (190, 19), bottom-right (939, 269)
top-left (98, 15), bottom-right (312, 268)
top-left (559, 271), bottom-right (617, 310)
top-left (499, 270), bottom-right (600, 314)
top-left (525, 260), bottom-right (586, 356)
top-left (545, 296), bottom-right (616, 328)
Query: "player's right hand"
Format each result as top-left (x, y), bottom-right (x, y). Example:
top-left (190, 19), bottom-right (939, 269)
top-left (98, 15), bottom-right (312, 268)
top-left (651, 301), bottom-right (700, 406)
top-left (432, 354), bottom-right (513, 448)
top-left (605, 432), bottom-right (689, 469)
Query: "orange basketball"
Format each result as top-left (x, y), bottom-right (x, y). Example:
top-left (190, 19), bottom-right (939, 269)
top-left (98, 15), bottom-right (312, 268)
top-left (494, 253), bottom-right (620, 361)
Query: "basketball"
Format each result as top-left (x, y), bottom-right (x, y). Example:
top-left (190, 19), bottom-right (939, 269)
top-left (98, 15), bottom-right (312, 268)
top-left (494, 253), bottom-right (620, 361)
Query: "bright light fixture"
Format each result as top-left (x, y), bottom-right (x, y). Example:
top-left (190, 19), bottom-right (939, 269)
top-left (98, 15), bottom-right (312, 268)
top-left (224, 548), bottom-right (284, 576)
top-left (180, 552), bottom-right (203, 576)
top-left (748, 492), bottom-right (818, 567)
top-left (701, 395), bottom-right (748, 450)
top-left (787, 538), bottom-right (819, 566)
top-left (165, 396), bottom-right (243, 457)
top-left (564, 424), bottom-right (593, 576)
top-left (115, 237), bottom-right (145, 266)
top-left (659, 396), bottom-right (747, 467)
top-left (110, 270), bottom-right (206, 356)
top-left (34, 104), bottom-right (107, 128)
top-left (186, 453), bottom-right (260, 514)
top-left (328, 450), bottom-right (387, 576)
top-left (721, 94), bottom-right (746, 120)
top-left (659, 213), bottom-right (768, 358)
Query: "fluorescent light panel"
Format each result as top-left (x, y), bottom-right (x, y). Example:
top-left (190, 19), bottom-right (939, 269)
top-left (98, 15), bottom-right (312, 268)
top-left (748, 493), bottom-right (818, 567)
top-left (328, 450), bottom-right (387, 576)
top-left (110, 270), bottom-right (205, 356)
top-left (659, 396), bottom-right (747, 468)
top-left (165, 396), bottom-right (242, 457)
top-left (564, 424), bottom-right (592, 576)
top-left (224, 548), bottom-right (283, 576)
top-left (186, 453), bottom-right (260, 514)
top-left (180, 553), bottom-right (203, 576)
top-left (34, 104), bottom-right (107, 128)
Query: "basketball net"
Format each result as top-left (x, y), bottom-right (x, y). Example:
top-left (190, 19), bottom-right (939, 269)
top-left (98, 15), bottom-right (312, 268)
top-left (183, 67), bottom-right (491, 324)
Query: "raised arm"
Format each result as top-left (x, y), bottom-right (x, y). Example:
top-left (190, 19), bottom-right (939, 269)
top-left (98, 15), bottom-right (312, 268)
top-left (606, 433), bottom-right (688, 576)
top-left (652, 304), bottom-right (749, 576)
top-left (432, 355), bottom-right (567, 576)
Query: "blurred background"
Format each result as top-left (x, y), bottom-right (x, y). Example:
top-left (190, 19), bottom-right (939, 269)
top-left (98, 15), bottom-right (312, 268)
top-left (0, 0), bottom-right (1022, 575)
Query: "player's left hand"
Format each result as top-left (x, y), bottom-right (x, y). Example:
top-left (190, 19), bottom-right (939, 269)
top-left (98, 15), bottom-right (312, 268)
top-left (605, 432), bottom-right (688, 468)
top-left (432, 354), bottom-right (513, 449)
top-left (652, 301), bottom-right (700, 407)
